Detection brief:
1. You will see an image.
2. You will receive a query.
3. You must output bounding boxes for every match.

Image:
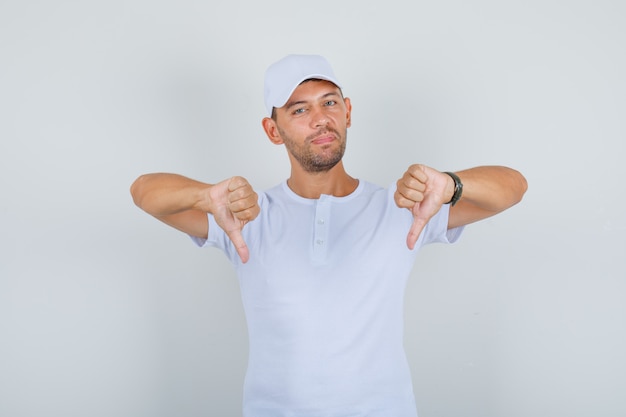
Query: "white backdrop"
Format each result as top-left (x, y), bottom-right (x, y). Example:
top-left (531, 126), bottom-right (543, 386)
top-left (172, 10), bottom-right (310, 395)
top-left (1, 1), bottom-right (624, 416)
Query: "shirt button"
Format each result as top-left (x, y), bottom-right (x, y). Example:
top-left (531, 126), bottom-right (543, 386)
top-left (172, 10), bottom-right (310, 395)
top-left (317, 218), bottom-right (325, 224)
top-left (316, 239), bottom-right (324, 245)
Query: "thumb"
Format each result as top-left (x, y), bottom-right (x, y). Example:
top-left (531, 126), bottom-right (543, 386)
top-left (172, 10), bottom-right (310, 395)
top-left (406, 204), bottom-right (427, 250)
top-left (226, 228), bottom-right (250, 263)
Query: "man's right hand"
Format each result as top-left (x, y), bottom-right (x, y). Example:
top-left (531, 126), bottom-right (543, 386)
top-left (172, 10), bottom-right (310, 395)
top-left (131, 173), bottom-right (260, 263)
top-left (207, 176), bottom-right (260, 263)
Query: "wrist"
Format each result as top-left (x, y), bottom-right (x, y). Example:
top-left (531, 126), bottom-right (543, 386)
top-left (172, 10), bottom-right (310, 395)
top-left (444, 171), bottom-right (463, 206)
top-left (192, 184), bottom-right (215, 213)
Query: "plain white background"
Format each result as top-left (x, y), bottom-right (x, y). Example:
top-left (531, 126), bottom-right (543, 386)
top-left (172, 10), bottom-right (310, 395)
top-left (1, 1), bottom-right (624, 416)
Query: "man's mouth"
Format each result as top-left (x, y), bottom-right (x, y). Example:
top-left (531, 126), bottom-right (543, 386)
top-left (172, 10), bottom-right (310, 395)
top-left (309, 130), bottom-right (337, 145)
top-left (311, 136), bottom-right (335, 145)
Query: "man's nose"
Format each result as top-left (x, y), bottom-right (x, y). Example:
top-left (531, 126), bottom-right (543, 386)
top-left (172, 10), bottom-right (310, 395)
top-left (310, 108), bottom-right (328, 128)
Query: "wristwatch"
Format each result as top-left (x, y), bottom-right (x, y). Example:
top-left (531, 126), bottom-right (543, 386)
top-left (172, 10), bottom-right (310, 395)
top-left (444, 171), bottom-right (463, 206)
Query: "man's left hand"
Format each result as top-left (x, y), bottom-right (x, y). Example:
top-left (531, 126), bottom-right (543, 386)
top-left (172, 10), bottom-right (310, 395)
top-left (394, 164), bottom-right (454, 249)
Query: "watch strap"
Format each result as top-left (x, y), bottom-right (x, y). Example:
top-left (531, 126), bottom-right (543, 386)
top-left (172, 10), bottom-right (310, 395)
top-left (444, 171), bottom-right (463, 206)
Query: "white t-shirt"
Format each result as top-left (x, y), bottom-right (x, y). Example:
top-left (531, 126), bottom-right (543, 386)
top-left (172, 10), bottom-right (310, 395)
top-left (193, 180), bottom-right (463, 417)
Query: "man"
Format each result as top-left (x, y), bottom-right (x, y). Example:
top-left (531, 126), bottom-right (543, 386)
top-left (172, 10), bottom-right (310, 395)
top-left (131, 54), bottom-right (527, 417)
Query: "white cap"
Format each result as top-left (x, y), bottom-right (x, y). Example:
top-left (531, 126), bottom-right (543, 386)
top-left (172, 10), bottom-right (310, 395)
top-left (263, 54), bottom-right (341, 116)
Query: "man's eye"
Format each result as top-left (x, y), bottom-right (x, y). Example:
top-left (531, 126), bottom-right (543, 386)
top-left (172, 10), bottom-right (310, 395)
top-left (293, 108), bottom-right (306, 115)
top-left (324, 100), bottom-right (336, 106)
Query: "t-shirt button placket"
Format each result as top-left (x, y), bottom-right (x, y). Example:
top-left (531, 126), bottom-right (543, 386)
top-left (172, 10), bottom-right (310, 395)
top-left (312, 198), bottom-right (330, 263)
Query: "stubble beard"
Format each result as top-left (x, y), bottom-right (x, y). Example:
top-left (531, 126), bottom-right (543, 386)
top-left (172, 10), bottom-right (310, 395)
top-left (279, 127), bottom-right (347, 173)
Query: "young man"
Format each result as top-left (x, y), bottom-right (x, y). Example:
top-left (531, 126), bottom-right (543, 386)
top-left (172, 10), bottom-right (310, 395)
top-left (131, 54), bottom-right (527, 417)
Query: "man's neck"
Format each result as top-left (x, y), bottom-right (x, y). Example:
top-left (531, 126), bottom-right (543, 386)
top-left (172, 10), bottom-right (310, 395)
top-left (286, 162), bottom-right (358, 199)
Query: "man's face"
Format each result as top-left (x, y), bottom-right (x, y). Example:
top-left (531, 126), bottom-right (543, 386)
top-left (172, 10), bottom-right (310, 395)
top-left (271, 80), bottom-right (352, 173)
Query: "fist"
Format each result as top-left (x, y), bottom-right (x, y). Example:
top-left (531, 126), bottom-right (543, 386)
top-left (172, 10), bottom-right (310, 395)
top-left (209, 176), bottom-right (260, 263)
top-left (224, 176), bottom-right (260, 222)
top-left (395, 164), bottom-right (453, 249)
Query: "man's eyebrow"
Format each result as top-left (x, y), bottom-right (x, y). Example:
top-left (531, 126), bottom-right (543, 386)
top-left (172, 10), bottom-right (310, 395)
top-left (319, 92), bottom-right (340, 101)
top-left (284, 92), bottom-right (340, 111)
top-left (284, 99), bottom-right (308, 111)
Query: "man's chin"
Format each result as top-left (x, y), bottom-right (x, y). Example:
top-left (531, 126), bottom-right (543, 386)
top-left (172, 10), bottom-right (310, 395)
top-left (304, 157), bottom-right (343, 173)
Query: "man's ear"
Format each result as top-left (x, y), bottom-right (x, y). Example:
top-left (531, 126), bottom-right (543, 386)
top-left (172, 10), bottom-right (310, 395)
top-left (262, 117), bottom-right (283, 145)
top-left (344, 97), bottom-right (352, 128)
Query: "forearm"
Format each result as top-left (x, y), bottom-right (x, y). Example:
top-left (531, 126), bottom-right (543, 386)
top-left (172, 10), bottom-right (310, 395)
top-left (130, 173), bottom-right (213, 216)
top-left (455, 166), bottom-right (527, 213)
